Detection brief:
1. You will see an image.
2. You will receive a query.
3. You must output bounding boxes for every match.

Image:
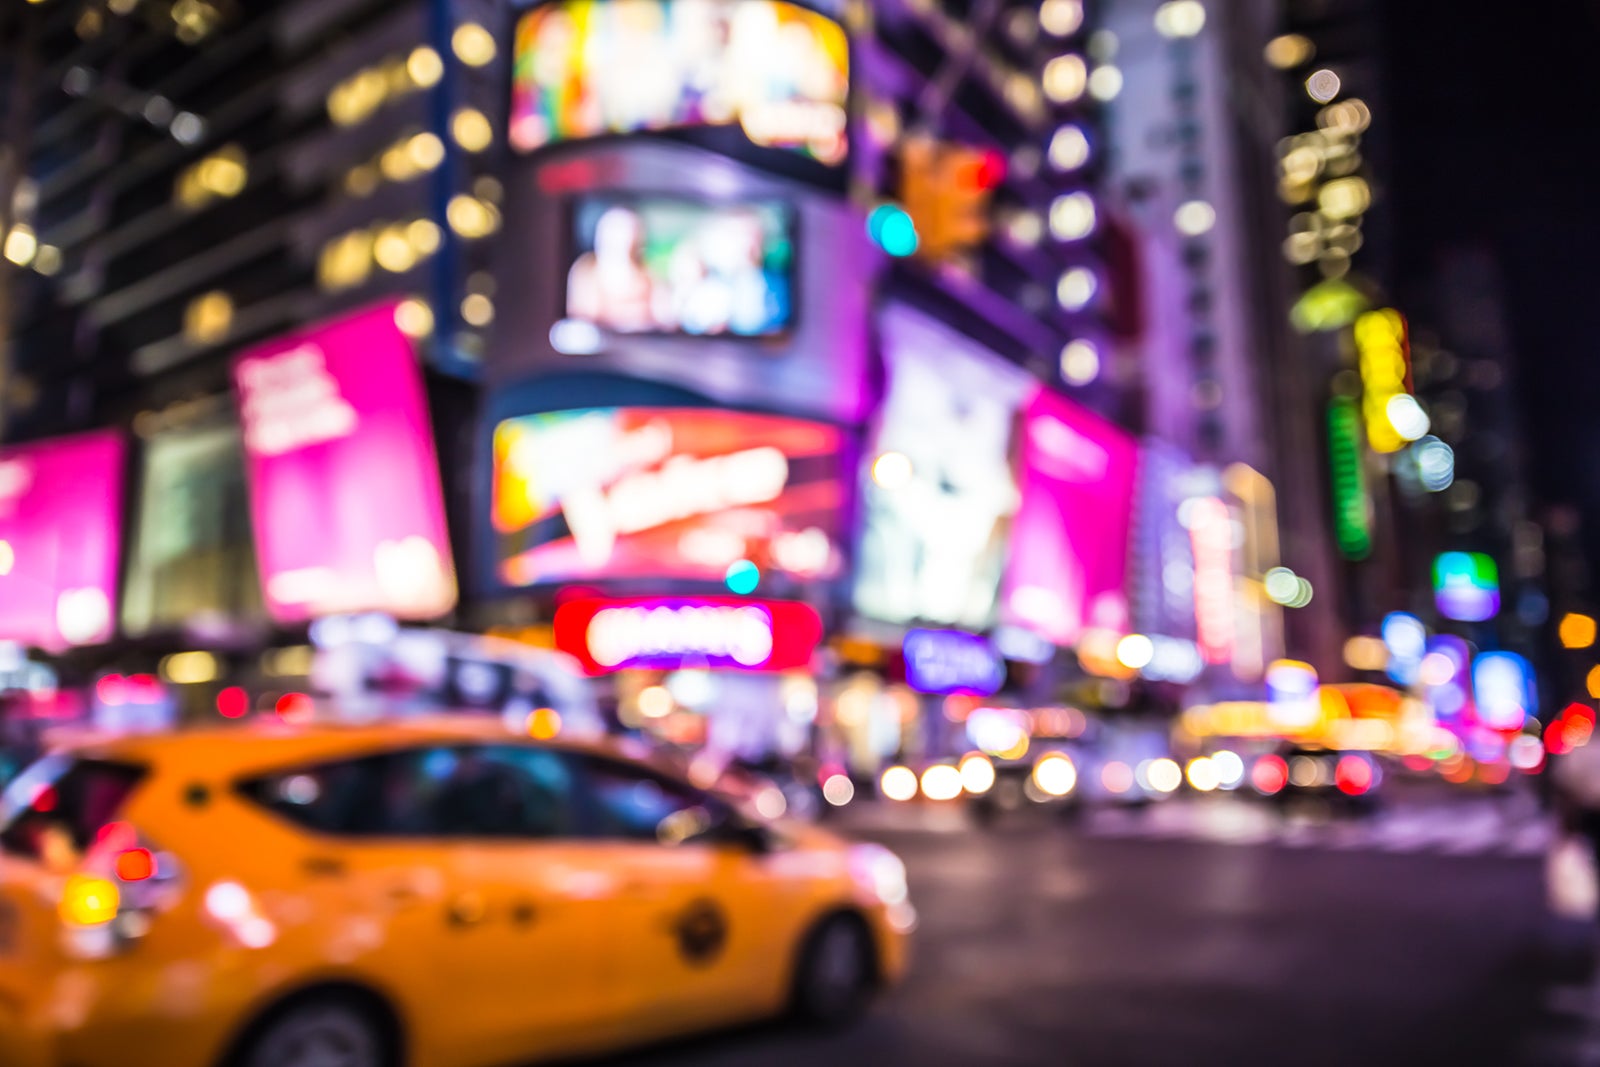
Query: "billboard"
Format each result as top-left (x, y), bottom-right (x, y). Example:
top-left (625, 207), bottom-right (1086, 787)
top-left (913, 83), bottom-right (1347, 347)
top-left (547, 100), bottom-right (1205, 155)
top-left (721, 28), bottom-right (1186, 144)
top-left (492, 407), bottom-right (844, 586)
top-left (510, 0), bottom-right (849, 163)
top-left (568, 197), bottom-right (794, 337)
top-left (1001, 387), bottom-right (1139, 647)
top-left (233, 301), bottom-right (457, 624)
top-left (853, 305), bottom-right (1034, 630)
top-left (0, 431), bottom-right (124, 651)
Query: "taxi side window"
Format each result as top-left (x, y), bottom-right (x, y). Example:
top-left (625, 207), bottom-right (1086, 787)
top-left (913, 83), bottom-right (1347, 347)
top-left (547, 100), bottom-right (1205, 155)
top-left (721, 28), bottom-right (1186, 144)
top-left (239, 745), bottom-right (580, 840)
top-left (429, 745), bottom-right (578, 839)
top-left (578, 759), bottom-right (716, 843)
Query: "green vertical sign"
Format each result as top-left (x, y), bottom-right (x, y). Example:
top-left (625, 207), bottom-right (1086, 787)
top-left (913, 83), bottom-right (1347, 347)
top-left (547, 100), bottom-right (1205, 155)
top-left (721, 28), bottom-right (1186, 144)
top-left (1328, 396), bottom-right (1372, 560)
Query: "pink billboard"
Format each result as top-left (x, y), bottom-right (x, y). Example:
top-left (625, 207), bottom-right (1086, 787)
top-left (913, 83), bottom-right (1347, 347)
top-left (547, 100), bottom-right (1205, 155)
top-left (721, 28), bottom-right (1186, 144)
top-left (1001, 387), bottom-right (1139, 647)
top-left (234, 301), bottom-right (457, 623)
top-left (0, 431), bottom-right (125, 651)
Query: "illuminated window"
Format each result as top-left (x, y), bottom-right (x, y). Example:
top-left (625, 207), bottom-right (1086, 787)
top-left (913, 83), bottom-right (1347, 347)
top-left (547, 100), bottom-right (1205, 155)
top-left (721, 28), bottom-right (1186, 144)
top-left (461, 293), bottom-right (494, 327)
top-left (1153, 0), bottom-right (1205, 38)
top-left (3, 224), bottom-right (37, 266)
top-left (407, 46), bottom-right (443, 89)
top-left (317, 230), bottom-right (374, 292)
top-left (452, 23), bottom-right (496, 67)
top-left (407, 131), bottom-right (445, 171)
top-left (373, 224), bottom-right (419, 273)
top-left (451, 108), bottom-right (493, 152)
top-left (394, 298), bottom-right (434, 339)
top-left (406, 218), bottom-right (442, 256)
top-left (1043, 54), bottom-right (1087, 103)
top-left (174, 144), bottom-right (247, 209)
top-left (447, 196), bottom-right (499, 239)
top-left (1264, 33), bottom-right (1314, 69)
top-left (183, 290), bottom-right (233, 344)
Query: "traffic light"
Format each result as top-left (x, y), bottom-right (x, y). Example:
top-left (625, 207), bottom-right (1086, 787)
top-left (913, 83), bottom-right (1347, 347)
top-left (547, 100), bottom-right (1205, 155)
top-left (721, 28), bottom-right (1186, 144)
top-left (897, 137), bottom-right (1005, 262)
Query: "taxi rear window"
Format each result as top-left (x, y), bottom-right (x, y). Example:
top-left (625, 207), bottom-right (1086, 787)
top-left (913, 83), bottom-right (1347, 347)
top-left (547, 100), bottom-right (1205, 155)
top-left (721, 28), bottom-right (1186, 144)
top-left (0, 756), bottom-right (147, 860)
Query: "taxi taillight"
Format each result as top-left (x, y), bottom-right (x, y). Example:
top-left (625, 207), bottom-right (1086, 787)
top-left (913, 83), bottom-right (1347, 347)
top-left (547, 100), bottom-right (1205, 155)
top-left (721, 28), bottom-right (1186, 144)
top-left (115, 847), bottom-right (156, 883)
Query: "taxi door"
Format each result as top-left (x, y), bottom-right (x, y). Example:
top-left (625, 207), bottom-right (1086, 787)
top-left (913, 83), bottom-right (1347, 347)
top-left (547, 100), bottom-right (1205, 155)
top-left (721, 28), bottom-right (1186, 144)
top-left (422, 745), bottom-right (623, 1066)
top-left (576, 759), bottom-right (810, 1041)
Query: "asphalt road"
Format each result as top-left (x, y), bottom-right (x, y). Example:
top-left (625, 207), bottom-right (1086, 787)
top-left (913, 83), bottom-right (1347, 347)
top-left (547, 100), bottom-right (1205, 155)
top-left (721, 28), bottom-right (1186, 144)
top-left (596, 792), bottom-right (1600, 1067)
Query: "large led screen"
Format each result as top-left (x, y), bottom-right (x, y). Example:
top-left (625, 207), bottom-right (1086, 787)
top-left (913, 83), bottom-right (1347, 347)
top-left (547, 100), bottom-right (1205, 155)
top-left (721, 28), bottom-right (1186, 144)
top-left (234, 301), bottom-right (457, 624)
top-left (492, 407), bottom-right (843, 586)
top-left (853, 305), bottom-right (1035, 630)
top-left (1001, 387), bottom-right (1139, 647)
top-left (568, 198), bottom-right (793, 337)
top-left (0, 430), bottom-right (124, 651)
top-left (510, 0), bottom-right (849, 162)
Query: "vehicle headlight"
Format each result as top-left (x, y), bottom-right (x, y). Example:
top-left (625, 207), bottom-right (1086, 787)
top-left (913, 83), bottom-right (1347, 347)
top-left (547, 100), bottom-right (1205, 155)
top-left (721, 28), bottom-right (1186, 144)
top-left (849, 843), bottom-right (908, 906)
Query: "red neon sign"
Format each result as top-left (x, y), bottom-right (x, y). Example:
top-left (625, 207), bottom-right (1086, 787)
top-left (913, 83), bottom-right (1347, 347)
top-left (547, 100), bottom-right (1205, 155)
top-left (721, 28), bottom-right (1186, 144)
top-left (553, 596), bottom-right (823, 675)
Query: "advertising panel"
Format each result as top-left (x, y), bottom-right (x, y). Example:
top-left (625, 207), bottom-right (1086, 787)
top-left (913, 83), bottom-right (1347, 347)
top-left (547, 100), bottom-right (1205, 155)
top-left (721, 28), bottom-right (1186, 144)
top-left (1001, 387), bottom-right (1139, 647)
top-left (854, 304), bottom-right (1034, 630)
top-left (0, 430), bottom-right (124, 651)
top-left (493, 407), bottom-right (844, 586)
top-left (510, 0), bottom-right (850, 163)
top-left (553, 595), bottom-right (823, 674)
top-left (567, 197), bottom-right (794, 337)
top-left (233, 301), bottom-right (457, 623)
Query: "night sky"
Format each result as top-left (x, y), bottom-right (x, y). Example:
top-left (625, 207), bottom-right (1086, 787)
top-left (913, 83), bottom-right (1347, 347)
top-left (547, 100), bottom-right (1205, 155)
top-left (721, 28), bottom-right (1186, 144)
top-left (1383, 0), bottom-right (1600, 570)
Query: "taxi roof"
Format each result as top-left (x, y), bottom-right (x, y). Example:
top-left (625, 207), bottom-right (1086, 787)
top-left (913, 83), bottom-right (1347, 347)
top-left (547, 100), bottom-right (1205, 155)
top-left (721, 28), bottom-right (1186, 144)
top-left (54, 715), bottom-right (640, 780)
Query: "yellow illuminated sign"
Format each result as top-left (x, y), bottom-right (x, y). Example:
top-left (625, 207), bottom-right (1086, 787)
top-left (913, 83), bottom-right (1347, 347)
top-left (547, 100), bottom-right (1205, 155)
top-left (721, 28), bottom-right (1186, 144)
top-left (1354, 309), bottom-right (1411, 453)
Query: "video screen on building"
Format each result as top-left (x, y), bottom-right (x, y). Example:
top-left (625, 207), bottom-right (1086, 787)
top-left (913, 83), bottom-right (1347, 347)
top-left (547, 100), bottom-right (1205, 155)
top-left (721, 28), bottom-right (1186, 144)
top-left (567, 197), bottom-right (794, 337)
top-left (853, 305), bottom-right (1035, 631)
top-left (510, 0), bottom-right (849, 163)
top-left (492, 406), bottom-right (844, 587)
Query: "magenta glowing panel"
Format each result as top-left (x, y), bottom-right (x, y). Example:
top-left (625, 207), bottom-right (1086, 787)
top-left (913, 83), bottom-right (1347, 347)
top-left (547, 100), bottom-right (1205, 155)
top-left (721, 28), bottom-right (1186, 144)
top-left (234, 301), bottom-right (457, 624)
top-left (0, 430), bottom-right (125, 651)
top-left (1001, 388), bottom-right (1139, 647)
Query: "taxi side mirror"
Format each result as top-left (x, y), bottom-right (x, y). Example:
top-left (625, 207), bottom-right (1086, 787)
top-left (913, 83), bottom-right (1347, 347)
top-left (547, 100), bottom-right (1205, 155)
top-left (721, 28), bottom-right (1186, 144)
top-left (691, 810), bottom-right (771, 854)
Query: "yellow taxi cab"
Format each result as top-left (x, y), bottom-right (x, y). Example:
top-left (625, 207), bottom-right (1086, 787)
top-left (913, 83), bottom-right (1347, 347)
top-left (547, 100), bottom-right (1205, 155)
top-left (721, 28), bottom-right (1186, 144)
top-left (0, 716), bottom-right (914, 1067)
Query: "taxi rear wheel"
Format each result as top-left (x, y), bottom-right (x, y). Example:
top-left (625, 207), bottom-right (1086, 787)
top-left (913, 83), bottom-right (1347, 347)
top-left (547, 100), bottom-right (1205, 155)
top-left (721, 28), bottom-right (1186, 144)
top-left (791, 914), bottom-right (874, 1027)
top-left (234, 996), bottom-right (390, 1067)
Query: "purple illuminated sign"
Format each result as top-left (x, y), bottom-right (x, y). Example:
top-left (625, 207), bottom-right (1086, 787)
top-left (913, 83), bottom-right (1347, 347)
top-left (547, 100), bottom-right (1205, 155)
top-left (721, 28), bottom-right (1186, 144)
top-left (234, 301), bottom-right (457, 624)
top-left (902, 629), bottom-right (1004, 696)
top-left (0, 431), bottom-right (125, 651)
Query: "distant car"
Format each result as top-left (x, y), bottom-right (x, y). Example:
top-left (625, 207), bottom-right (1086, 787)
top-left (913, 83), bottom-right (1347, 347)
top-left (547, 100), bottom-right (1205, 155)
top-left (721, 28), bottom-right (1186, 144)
top-left (1264, 744), bottom-right (1382, 814)
top-left (964, 747), bottom-right (1086, 825)
top-left (0, 717), bottom-right (912, 1067)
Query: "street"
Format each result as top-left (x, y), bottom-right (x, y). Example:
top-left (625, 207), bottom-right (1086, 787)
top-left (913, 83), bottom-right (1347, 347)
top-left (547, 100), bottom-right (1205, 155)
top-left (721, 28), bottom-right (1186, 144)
top-left (599, 790), bottom-right (1597, 1067)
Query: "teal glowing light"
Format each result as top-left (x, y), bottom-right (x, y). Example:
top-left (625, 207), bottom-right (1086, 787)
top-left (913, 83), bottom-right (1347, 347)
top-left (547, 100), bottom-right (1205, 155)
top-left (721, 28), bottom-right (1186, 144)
top-left (867, 204), bottom-right (919, 257)
top-left (724, 559), bottom-right (761, 595)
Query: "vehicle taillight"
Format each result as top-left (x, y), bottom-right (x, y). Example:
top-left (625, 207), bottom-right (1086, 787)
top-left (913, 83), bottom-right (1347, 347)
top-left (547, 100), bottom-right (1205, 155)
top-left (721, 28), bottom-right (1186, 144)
top-left (115, 847), bottom-right (156, 882)
top-left (60, 824), bottom-right (183, 958)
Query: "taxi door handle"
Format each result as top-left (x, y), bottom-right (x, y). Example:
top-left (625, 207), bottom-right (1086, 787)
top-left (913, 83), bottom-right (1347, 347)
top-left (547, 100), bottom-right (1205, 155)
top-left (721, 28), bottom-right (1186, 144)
top-left (446, 893), bottom-right (487, 928)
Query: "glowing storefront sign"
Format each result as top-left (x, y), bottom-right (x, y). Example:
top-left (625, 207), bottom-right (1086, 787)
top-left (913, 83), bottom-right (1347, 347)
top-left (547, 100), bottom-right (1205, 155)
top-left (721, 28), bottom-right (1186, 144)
top-left (1001, 387), bottom-right (1139, 647)
top-left (1433, 551), bottom-right (1499, 622)
top-left (1188, 496), bottom-right (1235, 665)
top-left (234, 301), bottom-right (458, 623)
top-left (0, 431), bottom-right (124, 651)
top-left (510, 0), bottom-right (850, 163)
top-left (902, 629), bottom-right (1004, 696)
top-left (1354, 308), bottom-right (1413, 454)
top-left (1472, 651), bottom-right (1534, 731)
top-left (492, 407), bottom-right (843, 586)
top-left (553, 595), bottom-right (822, 674)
